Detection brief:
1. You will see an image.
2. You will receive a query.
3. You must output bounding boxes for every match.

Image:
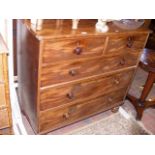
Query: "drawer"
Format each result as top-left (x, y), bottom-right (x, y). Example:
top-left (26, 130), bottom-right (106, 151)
top-left (0, 108), bottom-right (10, 129)
top-left (0, 54), bottom-right (4, 82)
top-left (39, 88), bottom-right (125, 133)
top-left (0, 127), bottom-right (12, 135)
top-left (106, 34), bottom-right (148, 55)
top-left (0, 84), bottom-right (6, 108)
top-left (42, 36), bottom-right (106, 64)
top-left (41, 50), bottom-right (139, 87)
top-left (40, 69), bottom-right (134, 111)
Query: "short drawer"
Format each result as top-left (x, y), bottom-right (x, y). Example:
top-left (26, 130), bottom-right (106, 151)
top-left (106, 34), bottom-right (148, 55)
top-left (0, 84), bottom-right (6, 108)
top-left (41, 50), bottom-right (139, 87)
top-left (39, 88), bottom-right (125, 133)
top-left (42, 36), bottom-right (106, 64)
top-left (40, 69), bottom-right (134, 111)
top-left (0, 108), bottom-right (10, 129)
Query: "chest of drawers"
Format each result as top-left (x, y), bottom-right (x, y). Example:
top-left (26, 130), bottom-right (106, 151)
top-left (17, 20), bottom-right (150, 134)
top-left (0, 34), bottom-right (12, 135)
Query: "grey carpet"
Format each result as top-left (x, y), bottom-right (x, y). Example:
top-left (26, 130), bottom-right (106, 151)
top-left (67, 112), bottom-right (149, 135)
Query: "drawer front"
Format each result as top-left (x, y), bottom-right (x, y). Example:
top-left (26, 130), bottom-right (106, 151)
top-left (0, 84), bottom-right (6, 108)
top-left (41, 50), bottom-right (139, 87)
top-left (0, 54), bottom-right (4, 82)
top-left (42, 36), bottom-right (106, 64)
top-left (39, 88), bottom-right (125, 133)
top-left (40, 69), bottom-right (134, 111)
top-left (0, 127), bottom-right (12, 135)
top-left (106, 34), bottom-right (148, 55)
top-left (0, 109), bottom-right (10, 129)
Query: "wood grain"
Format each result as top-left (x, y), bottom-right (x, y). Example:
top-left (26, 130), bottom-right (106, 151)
top-left (17, 19), bottom-right (150, 134)
top-left (41, 50), bottom-right (140, 86)
top-left (0, 108), bottom-right (10, 129)
top-left (0, 54), bottom-right (4, 82)
top-left (39, 88), bottom-right (126, 133)
top-left (0, 84), bottom-right (6, 108)
top-left (42, 36), bottom-right (106, 63)
top-left (40, 69), bottom-right (134, 111)
top-left (106, 34), bottom-right (148, 54)
top-left (17, 20), bottom-right (40, 133)
top-left (0, 34), bottom-right (12, 134)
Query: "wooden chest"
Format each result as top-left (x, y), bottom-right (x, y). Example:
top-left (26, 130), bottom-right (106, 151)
top-left (0, 34), bottom-right (12, 135)
top-left (17, 19), bottom-right (150, 134)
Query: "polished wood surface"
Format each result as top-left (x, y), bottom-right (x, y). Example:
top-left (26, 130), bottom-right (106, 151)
top-left (0, 109), bottom-right (10, 129)
top-left (0, 84), bottom-right (7, 108)
top-left (13, 19), bottom-right (17, 75)
top-left (17, 20), bottom-right (40, 132)
top-left (40, 89), bottom-right (125, 133)
top-left (106, 34), bottom-right (148, 53)
top-left (41, 47), bottom-right (140, 86)
top-left (140, 48), bottom-right (155, 72)
top-left (0, 34), bottom-right (12, 135)
top-left (17, 20), bottom-right (150, 134)
top-left (0, 55), bottom-right (4, 83)
top-left (0, 127), bottom-right (12, 135)
top-left (42, 36), bottom-right (107, 63)
top-left (24, 20), bottom-right (151, 40)
top-left (127, 48), bottom-right (155, 120)
top-left (40, 69), bottom-right (134, 111)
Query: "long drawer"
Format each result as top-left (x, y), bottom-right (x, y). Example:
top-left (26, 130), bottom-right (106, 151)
top-left (0, 108), bottom-right (10, 129)
top-left (39, 88), bottom-right (126, 133)
top-left (41, 49), bottom-right (139, 87)
top-left (40, 69), bottom-right (134, 111)
top-left (42, 36), bottom-right (107, 64)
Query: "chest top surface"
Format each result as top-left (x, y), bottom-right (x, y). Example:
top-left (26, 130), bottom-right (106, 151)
top-left (24, 19), bottom-right (151, 40)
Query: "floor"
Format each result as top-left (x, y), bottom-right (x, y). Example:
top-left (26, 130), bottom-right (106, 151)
top-left (21, 67), bottom-right (155, 135)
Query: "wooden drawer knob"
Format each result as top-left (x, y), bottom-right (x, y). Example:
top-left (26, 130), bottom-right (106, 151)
top-left (120, 58), bottom-right (126, 65)
top-left (74, 47), bottom-right (82, 55)
top-left (114, 78), bottom-right (120, 84)
top-left (108, 97), bottom-right (113, 102)
top-left (63, 113), bottom-right (70, 119)
top-left (69, 69), bottom-right (77, 76)
top-left (127, 36), bottom-right (134, 48)
top-left (66, 92), bottom-right (74, 99)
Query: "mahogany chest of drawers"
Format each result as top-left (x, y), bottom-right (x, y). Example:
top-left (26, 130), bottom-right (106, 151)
top-left (0, 34), bottom-right (12, 135)
top-left (17, 20), bottom-right (150, 134)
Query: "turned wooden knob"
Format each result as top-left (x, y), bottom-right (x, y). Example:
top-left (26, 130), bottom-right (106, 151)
top-left (111, 107), bottom-right (119, 113)
top-left (114, 78), bottom-right (120, 84)
top-left (66, 92), bottom-right (74, 99)
top-left (74, 47), bottom-right (82, 55)
top-left (120, 58), bottom-right (126, 65)
top-left (127, 36), bottom-right (134, 48)
top-left (63, 113), bottom-right (70, 119)
top-left (69, 69), bottom-right (77, 76)
top-left (108, 97), bottom-right (113, 102)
